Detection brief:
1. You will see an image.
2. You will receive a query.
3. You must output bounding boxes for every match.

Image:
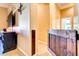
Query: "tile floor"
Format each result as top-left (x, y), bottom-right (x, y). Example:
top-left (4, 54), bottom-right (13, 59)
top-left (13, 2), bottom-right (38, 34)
top-left (34, 41), bottom-right (54, 56)
top-left (3, 41), bottom-right (53, 56)
top-left (3, 49), bottom-right (24, 56)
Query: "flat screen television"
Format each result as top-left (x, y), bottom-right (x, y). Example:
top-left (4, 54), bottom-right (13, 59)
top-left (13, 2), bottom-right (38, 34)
top-left (7, 11), bottom-right (15, 27)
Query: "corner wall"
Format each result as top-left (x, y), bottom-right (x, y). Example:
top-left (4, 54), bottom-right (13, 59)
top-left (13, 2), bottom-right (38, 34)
top-left (50, 3), bottom-right (61, 29)
top-left (60, 7), bottom-right (74, 30)
top-left (17, 3), bottom-right (31, 55)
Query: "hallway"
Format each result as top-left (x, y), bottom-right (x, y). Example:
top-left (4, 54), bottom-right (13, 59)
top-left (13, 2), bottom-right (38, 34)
top-left (34, 41), bottom-right (55, 56)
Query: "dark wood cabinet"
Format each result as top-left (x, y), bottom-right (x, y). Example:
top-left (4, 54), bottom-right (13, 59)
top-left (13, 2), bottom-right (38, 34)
top-left (66, 31), bottom-right (77, 56)
top-left (55, 36), bottom-right (60, 56)
top-left (3, 32), bottom-right (17, 53)
top-left (60, 37), bottom-right (67, 56)
top-left (67, 38), bottom-right (73, 56)
top-left (48, 30), bottom-right (77, 56)
top-left (49, 34), bottom-right (56, 53)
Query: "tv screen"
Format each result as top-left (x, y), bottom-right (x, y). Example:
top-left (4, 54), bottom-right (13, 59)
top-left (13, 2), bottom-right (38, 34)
top-left (7, 11), bottom-right (15, 27)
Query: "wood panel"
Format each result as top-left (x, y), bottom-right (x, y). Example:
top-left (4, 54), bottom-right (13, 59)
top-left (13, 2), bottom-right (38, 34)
top-left (66, 31), bottom-right (77, 56)
top-left (60, 37), bottom-right (67, 56)
top-left (3, 32), bottom-right (17, 53)
top-left (32, 30), bottom-right (35, 55)
top-left (48, 30), bottom-right (77, 56)
top-left (50, 34), bottom-right (56, 53)
top-left (55, 36), bottom-right (60, 55)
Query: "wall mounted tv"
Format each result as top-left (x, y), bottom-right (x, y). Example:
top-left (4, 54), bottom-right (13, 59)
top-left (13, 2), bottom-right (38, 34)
top-left (7, 11), bottom-right (16, 27)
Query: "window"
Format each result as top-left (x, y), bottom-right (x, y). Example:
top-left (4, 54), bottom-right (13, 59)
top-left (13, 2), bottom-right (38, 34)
top-left (61, 18), bottom-right (71, 30)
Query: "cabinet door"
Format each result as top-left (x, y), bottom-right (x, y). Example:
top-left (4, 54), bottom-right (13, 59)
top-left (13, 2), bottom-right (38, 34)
top-left (60, 37), bottom-right (67, 56)
top-left (67, 38), bottom-right (73, 56)
top-left (49, 34), bottom-right (56, 53)
top-left (72, 38), bottom-right (76, 56)
top-left (66, 31), bottom-right (76, 56)
top-left (67, 37), bottom-right (76, 56)
top-left (3, 33), bottom-right (13, 49)
top-left (55, 36), bottom-right (60, 56)
top-left (71, 32), bottom-right (76, 56)
top-left (3, 32), bottom-right (17, 53)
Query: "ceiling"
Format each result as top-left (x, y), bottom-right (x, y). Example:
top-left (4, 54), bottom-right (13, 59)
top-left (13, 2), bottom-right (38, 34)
top-left (56, 3), bottom-right (75, 10)
top-left (0, 3), bottom-right (18, 9)
top-left (0, 3), bottom-right (20, 15)
top-left (0, 3), bottom-right (74, 9)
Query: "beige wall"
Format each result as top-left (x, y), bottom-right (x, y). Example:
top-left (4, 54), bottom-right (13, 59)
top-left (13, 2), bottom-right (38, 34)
top-left (36, 4), bottom-right (50, 43)
top-left (30, 4), bottom-right (37, 30)
top-left (50, 3), bottom-right (60, 29)
top-left (30, 3), bottom-right (50, 43)
top-left (61, 7), bottom-right (74, 18)
top-left (0, 8), bottom-right (8, 30)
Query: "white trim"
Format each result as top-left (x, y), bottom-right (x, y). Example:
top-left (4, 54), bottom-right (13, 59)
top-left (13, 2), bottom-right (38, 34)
top-left (17, 47), bottom-right (28, 56)
top-left (48, 48), bottom-right (56, 56)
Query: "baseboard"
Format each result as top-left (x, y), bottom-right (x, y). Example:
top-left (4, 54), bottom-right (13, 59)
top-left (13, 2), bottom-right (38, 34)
top-left (48, 48), bottom-right (56, 56)
top-left (17, 47), bottom-right (28, 56)
top-left (39, 40), bottom-right (48, 46)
